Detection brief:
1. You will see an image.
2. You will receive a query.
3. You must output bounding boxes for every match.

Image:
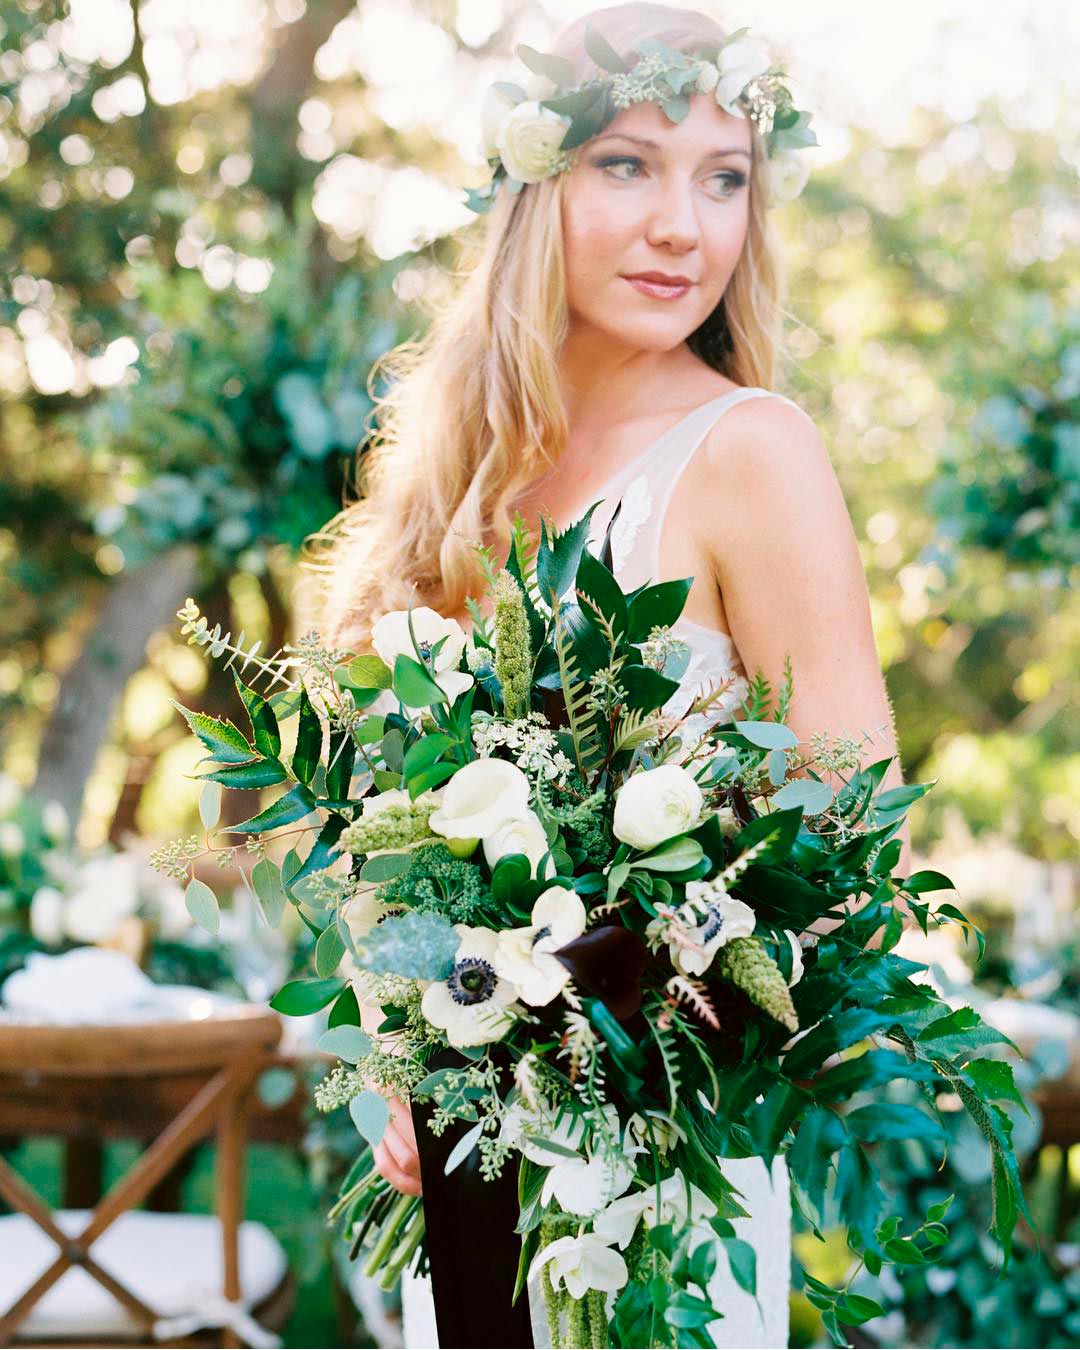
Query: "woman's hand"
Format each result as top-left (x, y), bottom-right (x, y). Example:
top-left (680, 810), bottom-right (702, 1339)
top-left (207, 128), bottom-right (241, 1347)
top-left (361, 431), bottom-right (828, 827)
top-left (373, 1094), bottom-right (423, 1196)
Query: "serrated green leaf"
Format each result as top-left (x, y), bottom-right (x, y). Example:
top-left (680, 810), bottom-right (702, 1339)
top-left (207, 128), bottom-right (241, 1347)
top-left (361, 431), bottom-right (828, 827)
top-left (232, 672), bottom-right (281, 757)
top-left (199, 757), bottom-right (287, 789)
top-left (175, 705), bottom-right (253, 764)
top-left (292, 687), bottom-right (322, 785)
top-left (227, 783), bottom-right (318, 834)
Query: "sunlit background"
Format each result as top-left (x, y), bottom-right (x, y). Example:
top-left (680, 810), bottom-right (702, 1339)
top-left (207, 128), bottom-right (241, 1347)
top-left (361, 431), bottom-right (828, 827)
top-left (1, 0), bottom-right (1077, 1345)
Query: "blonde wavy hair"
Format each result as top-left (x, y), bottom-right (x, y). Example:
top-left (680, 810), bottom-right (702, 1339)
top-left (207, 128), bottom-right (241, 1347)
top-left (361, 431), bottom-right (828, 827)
top-left (305, 2), bottom-right (788, 651)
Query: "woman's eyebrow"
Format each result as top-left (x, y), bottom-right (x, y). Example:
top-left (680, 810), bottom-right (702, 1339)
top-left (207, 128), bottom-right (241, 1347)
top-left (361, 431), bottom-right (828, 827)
top-left (589, 132), bottom-right (751, 160)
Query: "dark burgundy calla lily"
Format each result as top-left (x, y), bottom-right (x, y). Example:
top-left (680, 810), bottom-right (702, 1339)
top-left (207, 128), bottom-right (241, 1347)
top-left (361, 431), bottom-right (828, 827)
top-left (553, 925), bottom-right (648, 1020)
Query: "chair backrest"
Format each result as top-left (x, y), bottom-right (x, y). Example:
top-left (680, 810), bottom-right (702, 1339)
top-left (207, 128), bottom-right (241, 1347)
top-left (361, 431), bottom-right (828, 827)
top-left (0, 1007), bottom-right (284, 1347)
top-left (0, 1004), bottom-right (281, 1077)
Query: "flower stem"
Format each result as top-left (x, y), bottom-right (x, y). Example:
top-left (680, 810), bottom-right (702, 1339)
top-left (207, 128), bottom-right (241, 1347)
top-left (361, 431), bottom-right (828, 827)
top-left (363, 1192), bottom-right (415, 1278)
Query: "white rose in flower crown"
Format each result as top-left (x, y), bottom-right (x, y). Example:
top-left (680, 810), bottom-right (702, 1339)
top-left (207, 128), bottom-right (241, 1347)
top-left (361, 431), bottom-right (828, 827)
top-left (612, 764), bottom-right (704, 851)
top-left (767, 147), bottom-right (810, 204)
top-left (714, 38), bottom-right (772, 117)
top-left (495, 884), bottom-right (586, 1005)
top-left (483, 808), bottom-right (553, 881)
top-left (479, 83), bottom-right (520, 159)
top-left (420, 925), bottom-right (519, 1048)
top-left (495, 100), bottom-right (570, 184)
top-left (527, 1232), bottom-right (628, 1301)
top-left (428, 758), bottom-right (531, 842)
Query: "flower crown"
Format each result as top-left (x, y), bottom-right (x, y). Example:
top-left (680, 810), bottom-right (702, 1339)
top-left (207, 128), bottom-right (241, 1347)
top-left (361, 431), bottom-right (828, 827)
top-left (466, 23), bottom-right (817, 214)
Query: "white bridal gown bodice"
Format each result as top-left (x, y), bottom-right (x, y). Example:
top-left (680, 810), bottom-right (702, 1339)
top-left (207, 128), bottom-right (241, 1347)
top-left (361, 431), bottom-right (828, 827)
top-left (401, 386), bottom-right (804, 1349)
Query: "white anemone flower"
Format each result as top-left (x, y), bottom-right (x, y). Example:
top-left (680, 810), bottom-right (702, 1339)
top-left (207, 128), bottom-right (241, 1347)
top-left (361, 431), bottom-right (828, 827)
top-left (420, 925), bottom-right (519, 1048)
top-left (495, 885), bottom-right (586, 1006)
top-left (482, 808), bottom-right (554, 881)
top-left (594, 1172), bottom-right (717, 1250)
top-left (661, 881), bottom-right (756, 977)
top-left (428, 758), bottom-right (531, 843)
top-left (527, 1232), bottom-right (628, 1301)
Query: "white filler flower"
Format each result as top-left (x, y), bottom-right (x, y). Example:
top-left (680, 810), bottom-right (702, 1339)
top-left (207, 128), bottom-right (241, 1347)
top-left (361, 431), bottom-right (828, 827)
top-left (612, 764), bottom-right (704, 851)
top-left (420, 925), bottom-right (518, 1048)
top-left (527, 1232), bottom-right (628, 1301)
top-left (428, 758), bottom-right (531, 843)
top-left (495, 885), bottom-right (587, 1006)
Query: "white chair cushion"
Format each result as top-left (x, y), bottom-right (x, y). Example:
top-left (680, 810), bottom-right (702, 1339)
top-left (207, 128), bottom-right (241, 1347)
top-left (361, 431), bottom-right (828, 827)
top-left (0, 1209), bottom-right (288, 1341)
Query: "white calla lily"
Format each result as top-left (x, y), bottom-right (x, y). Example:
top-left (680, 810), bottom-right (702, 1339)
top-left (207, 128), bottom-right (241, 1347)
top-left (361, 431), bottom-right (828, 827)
top-left (428, 758), bottom-right (531, 842)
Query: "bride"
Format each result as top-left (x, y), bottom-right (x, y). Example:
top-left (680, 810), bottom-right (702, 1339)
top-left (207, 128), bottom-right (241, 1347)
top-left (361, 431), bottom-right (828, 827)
top-left (310, 4), bottom-right (910, 1346)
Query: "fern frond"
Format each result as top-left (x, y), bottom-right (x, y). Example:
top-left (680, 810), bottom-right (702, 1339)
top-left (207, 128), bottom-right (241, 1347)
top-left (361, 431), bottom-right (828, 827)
top-left (552, 602), bottom-right (603, 780)
top-left (612, 706), bottom-right (665, 755)
top-left (177, 599), bottom-right (298, 692)
top-left (509, 511), bottom-right (543, 611)
top-left (666, 974), bottom-right (721, 1030)
top-left (464, 596), bottom-right (493, 648)
top-left (684, 674), bottom-right (740, 721)
top-left (741, 668), bottom-right (773, 720)
top-left (649, 1015), bottom-right (683, 1115)
top-left (776, 654), bottom-right (795, 723)
top-left (575, 589), bottom-right (623, 665)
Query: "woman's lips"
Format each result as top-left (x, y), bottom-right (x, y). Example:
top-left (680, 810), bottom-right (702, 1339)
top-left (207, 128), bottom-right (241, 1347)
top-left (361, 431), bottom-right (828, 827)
top-left (624, 276), bottom-right (692, 300)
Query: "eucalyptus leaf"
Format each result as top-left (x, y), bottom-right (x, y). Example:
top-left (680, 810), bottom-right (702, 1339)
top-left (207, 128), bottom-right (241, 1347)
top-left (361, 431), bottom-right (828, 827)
top-left (318, 1025), bottom-right (373, 1063)
top-left (349, 1089), bottom-right (389, 1145)
top-left (251, 857), bottom-right (287, 927)
top-left (443, 1119), bottom-right (485, 1175)
top-left (184, 878), bottom-right (220, 935)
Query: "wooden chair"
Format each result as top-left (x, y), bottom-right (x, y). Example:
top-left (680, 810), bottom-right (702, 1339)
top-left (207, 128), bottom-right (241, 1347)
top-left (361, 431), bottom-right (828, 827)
top-left (0, 1006), bottom-right (291, 1347)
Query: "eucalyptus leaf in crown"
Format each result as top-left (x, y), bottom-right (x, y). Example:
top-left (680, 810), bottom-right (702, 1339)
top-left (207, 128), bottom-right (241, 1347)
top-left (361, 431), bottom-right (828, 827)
top-left (160, 506), bottom-right (1029, 1348)
top-left (467, 22), bottom-right (817, 215)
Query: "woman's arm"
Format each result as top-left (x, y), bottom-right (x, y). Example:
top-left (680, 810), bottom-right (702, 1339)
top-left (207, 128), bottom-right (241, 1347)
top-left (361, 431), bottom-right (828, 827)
top-left (696, 398), bottom-right (912, 932)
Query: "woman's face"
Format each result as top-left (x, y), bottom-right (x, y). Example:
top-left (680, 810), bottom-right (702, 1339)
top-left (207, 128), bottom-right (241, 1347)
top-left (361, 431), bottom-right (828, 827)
top-left (560, 92), bottom-right (753, 352)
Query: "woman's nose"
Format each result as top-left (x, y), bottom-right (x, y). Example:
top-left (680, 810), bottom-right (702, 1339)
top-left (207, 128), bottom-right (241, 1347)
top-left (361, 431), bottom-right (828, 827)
top-left (644, 180), bottom-right (700, 251)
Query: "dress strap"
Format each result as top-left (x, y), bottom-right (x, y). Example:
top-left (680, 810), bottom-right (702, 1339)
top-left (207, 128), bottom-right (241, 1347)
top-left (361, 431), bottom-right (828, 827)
top-left (640, 387), bottom-right (810, 585)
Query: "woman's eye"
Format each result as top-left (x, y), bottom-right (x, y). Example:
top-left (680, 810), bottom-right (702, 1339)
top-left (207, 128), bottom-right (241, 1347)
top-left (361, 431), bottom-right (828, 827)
top-left (594, 157), bottom-right (747, 196)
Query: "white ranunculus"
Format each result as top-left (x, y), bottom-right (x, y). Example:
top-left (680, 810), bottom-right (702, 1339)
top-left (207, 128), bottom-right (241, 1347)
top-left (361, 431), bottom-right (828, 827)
top-left (612, 764), bottom-right (704, 851)
top-left (594, 1172), bottom-right (717, 1251)
top-left (483, 808), bottom-right (553, 880)
top-left (495, 885), bottom-right (586, 1005)
top-left (420, 925), bottom-right (519, 1048)
top-left (428, 758), bottom-right (531, 842)
top-left (29, 886), bottom-right (66, 946)
top-left (479, 83), bottom-right (520, 159)
top-left (784, 929), bottom-right (805, 986)
top-left (528, 1232), bottom-right (628, 1302)
top-left (495, 100), bottom-right (570, 184)
top-left (767, 148), bottom-right (810, 205)
top-left (714, 38), bottom-right (772, 117)
top-left (664, 881), bottom-right (756, 977)
top-left (63, 855), bottom-right (140, 944)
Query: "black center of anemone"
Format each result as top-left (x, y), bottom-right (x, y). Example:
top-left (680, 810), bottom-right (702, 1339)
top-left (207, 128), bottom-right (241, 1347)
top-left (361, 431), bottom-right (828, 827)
top-left (531, 925), bottom-right (552, 947)
top-left (701, 903), bottom-right (725, 943)
top-left (448, 956), bottom-right (498, 1006)
top-left (418, 640), bottom-right (432, 659)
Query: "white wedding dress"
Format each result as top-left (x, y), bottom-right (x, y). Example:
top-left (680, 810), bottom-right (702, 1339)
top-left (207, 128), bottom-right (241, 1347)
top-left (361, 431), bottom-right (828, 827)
top-left (401, 386), bottom-right (803, 1349)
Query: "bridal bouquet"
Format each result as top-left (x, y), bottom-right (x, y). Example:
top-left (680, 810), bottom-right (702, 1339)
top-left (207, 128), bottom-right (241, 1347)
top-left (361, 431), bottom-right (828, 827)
top-left (164, 510), bottom-right (1028, 1349)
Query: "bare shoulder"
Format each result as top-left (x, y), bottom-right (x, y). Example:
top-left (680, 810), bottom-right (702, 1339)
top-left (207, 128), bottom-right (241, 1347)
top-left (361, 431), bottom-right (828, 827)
top-left (683, 392), bottom-right (857, 572)
top-left (699, 392), bottom-right (831, 486)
